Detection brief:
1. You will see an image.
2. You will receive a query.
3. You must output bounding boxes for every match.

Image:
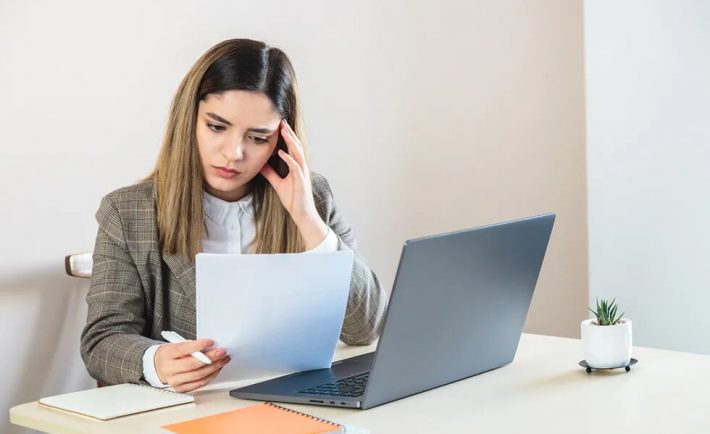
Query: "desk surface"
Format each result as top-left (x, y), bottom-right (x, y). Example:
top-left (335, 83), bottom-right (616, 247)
top-left (10, 333), bottom-right (710, 433)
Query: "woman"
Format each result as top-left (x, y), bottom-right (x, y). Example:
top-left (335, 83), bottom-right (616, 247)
top-left (80, 38), bottom-right (387, 393)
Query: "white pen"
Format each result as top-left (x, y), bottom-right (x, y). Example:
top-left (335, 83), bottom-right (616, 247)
top-left (160, 331), bottom-right (212, 365)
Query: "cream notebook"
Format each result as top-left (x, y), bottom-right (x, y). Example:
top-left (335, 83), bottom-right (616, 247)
top-left (39, 384), bottom-right (195, 420)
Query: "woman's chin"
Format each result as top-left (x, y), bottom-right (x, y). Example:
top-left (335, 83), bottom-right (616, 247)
top-left (205, 176), bottom-right (252, 199)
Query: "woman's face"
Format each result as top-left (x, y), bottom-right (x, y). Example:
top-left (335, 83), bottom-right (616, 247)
top-left (196, 90), bottom-right (282, 202)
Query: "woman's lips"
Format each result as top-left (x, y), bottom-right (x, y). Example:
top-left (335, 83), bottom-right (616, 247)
top-left (214, 166), bottom-right (240, 179)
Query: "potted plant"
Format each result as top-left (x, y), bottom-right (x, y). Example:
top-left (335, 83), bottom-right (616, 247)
top-left (581, 299), bottom-right (632, 369)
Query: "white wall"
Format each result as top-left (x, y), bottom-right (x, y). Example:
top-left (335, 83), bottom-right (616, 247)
top-left (585, 0), bottom-right (710, 354)
top-left (1, 1), bottom-right (587, 432)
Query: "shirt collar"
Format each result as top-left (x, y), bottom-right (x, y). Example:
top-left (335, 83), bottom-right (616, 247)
top-left (203, 190), bottom-right (254, 225)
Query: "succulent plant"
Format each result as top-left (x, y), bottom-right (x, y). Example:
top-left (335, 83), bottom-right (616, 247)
top-left (588, 298), bottom-right (625, 326)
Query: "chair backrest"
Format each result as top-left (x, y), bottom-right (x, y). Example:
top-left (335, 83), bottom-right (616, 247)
top-left (65, 252), bottom-right (93, 278)
top-left (66, 252), bottom-right (104, 386)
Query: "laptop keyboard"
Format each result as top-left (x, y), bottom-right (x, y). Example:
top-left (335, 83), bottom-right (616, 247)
top-left (297, 372), bottom-right (369, 397)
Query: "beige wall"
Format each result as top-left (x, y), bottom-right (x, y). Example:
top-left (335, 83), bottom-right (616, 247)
top-left (0, 1), bottom-right (586, 432)
top-left (302, 1), bottom-right (588, 338)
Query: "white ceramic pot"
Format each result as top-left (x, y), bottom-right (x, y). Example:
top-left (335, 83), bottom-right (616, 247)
top-left (581, 318), bottom-right (632, 368)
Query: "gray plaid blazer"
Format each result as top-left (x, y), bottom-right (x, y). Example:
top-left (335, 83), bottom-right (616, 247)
top-left (80, 172), bottom-right (387, 385)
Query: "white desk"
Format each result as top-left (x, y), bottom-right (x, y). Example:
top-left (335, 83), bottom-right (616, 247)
top-left (10, 333), bottom-right (710, 433)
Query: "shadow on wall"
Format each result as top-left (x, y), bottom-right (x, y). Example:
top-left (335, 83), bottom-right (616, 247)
top-left (0, 267), bottom-right (94, 434)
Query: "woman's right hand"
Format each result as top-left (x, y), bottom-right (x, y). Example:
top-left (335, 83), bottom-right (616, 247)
top-left (154, 338), bottom-right (231, 392)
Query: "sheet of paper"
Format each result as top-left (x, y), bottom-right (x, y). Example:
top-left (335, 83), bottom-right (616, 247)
top-left (196, 250), bottom-right (354, 381)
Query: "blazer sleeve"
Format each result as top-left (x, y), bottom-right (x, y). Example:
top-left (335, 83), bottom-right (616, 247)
top-left (80, 193), bottom-right (162, 385)
top-left (313, 174), bottom-right (388, 345)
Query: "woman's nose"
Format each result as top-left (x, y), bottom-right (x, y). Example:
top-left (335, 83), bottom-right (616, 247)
top-left (222, 139), bottom-right (245, 161)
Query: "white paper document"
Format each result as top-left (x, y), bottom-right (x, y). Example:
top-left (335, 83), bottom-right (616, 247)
top-left (195, 250), bottom-right (354, 381)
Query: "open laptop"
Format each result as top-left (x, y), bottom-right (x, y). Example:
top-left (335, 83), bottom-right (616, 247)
top-left (230, 213), bottom-right (555, 409)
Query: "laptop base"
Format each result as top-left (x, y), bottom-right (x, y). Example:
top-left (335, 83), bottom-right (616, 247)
top-left (230, 352), bottom-right (374, 409)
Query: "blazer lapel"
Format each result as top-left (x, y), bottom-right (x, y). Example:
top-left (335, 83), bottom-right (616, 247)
top-left (150, 182), bottom-right (197, 309)
top-left (163, 253), bottom-right (197, 309)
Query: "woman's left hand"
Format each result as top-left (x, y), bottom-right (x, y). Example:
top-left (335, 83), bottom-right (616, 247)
top-left (260, 119), bottom-right (329, 249)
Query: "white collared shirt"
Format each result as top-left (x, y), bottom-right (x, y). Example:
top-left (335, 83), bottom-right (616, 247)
top-left (201, 190), bottom-right (257, 254)
top-left (142, 190), bottom-right (339, 387)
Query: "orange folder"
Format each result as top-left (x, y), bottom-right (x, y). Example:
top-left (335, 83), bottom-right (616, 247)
top-left (161, 402), bottom-right (343, 434)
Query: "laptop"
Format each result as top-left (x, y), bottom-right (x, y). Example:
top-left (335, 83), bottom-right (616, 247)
top-left (230, 213), bottom-right (555, 409)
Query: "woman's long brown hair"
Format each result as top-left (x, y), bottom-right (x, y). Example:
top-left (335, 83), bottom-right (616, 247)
top-left (144, 38), bottom-right (309, 262)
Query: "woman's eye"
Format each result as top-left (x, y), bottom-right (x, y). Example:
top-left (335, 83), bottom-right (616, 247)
top-left (252, 136), bottom-right (268, 144)
top-left (207, 123), bottom-right (225, 132)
